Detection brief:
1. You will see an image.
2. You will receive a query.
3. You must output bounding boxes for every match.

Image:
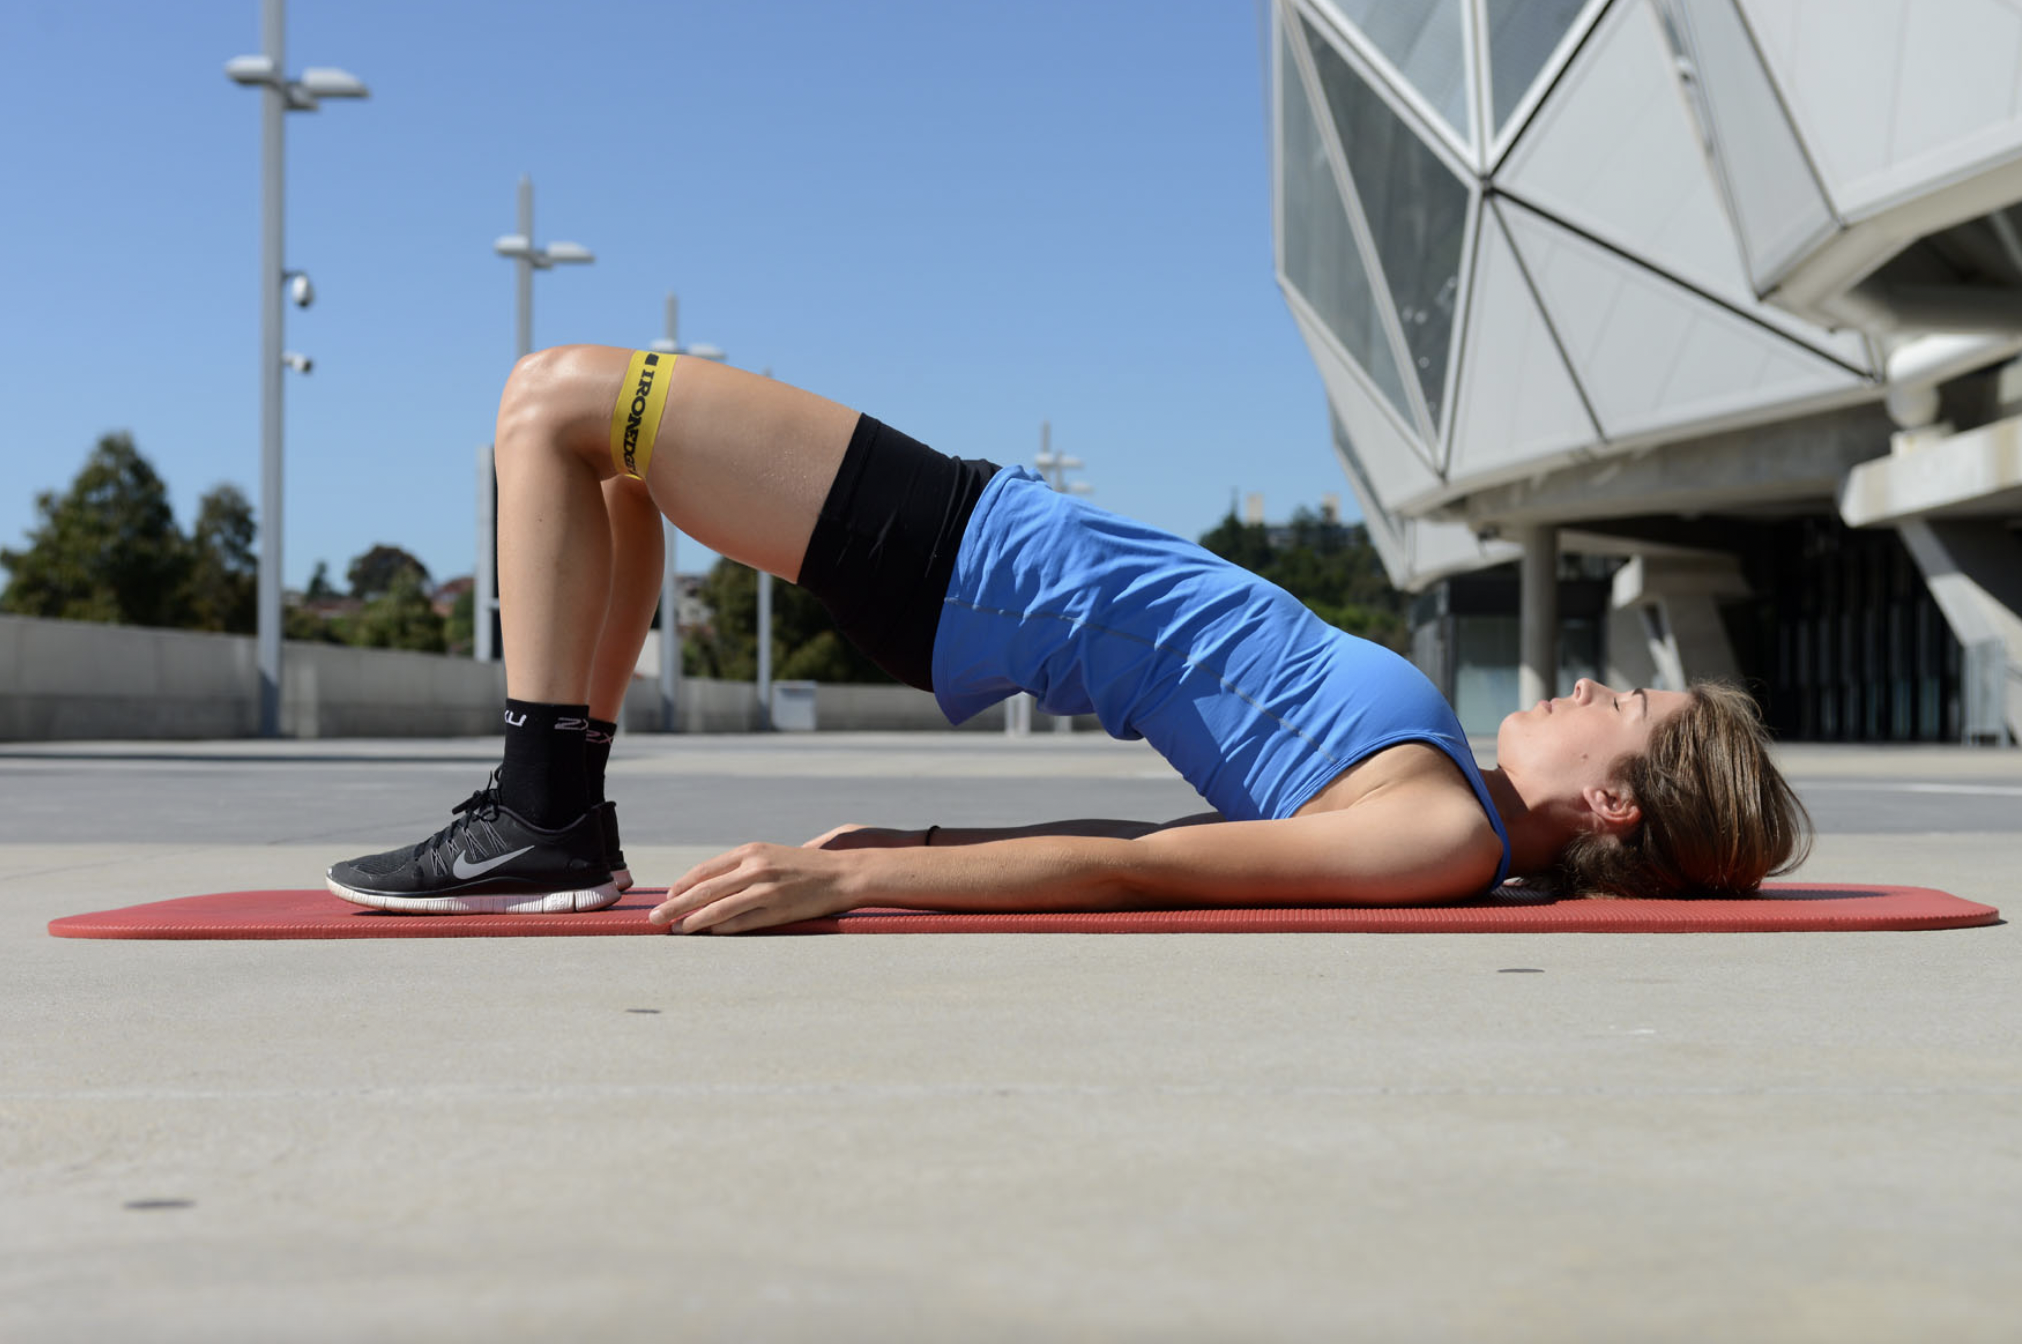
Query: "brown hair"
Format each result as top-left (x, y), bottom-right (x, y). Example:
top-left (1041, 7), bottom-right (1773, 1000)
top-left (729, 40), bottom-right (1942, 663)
top-left (1548, 681), bottom-right (1812, 899)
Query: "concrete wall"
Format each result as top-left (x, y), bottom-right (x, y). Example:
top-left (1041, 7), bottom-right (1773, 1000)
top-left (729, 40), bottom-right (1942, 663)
top-left (0, 614), bottom-right (513, 741)
top-left (619, 677), bottom-right (1092, 735)
top-left (1, 613), bottom-right (265, 740)
top-left (0, 615), bottom-right (1086, 740)
top-left (281, 641), bottom-right (509, 739)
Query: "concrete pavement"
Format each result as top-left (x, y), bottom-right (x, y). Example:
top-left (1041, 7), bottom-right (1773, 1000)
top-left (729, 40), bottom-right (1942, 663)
top-left (3, 732), bottom-right (2018, 1342)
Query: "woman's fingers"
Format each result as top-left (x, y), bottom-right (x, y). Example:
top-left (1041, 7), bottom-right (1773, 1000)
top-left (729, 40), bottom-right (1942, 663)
top-left (670, 888), bottom-right (772, 934)
top-left (648, 841), bottom-right (855, 932)
top-left (650, 844), bottom-right (767, 925)
top-left (681, 896), bottom-right (778, 935)
top-left (666, 844), bottom-right (753, 897)
top-left (801, 825), bottom-right (918, 851)
top-left (801, 823), bottom-right (867, 850)
top-left (650, 874), bottom-right (743, 926)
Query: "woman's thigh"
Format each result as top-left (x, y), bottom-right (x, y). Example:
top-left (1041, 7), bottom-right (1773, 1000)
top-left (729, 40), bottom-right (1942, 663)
top-left (525, 345), bottom-right (860, 584)
top-left (641, 354), bottom-right (859, 583)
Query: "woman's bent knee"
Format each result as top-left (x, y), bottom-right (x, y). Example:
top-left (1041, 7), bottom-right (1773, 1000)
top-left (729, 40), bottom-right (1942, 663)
top-left (496, 344), bottom-right (625, 477)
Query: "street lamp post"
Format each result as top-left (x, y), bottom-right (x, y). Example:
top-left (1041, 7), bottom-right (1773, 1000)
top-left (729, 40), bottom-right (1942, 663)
top-left (651, 296), bottom-right (681, 733)
top-left (1008, 421), bottom-right (1093, 736)
top-left (226, 0), bottom-right (368, 737)
top-left (756, 563), bottom-right (773, 732)
top-left (755, 367), bottom-right (774, 732)
top-left (647, 295), bottom-right (727, 731)
top-left (474, 176), bottom-right (594, 661)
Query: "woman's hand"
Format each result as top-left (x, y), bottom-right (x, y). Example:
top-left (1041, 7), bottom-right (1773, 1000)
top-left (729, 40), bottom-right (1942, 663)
top-left (800, 823), bottom-right (923, 851)
top-left (648, 842), bottom-right (864, 934)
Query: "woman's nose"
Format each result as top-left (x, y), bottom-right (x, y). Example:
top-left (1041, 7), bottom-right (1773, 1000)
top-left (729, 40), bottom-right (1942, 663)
top-left (1572, 678), bottom-right (1602, 703)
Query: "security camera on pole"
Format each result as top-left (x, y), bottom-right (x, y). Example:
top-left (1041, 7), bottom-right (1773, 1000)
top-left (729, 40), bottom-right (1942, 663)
top-left (474, 176), bottom-right (594, 662)
top-left (226, 0), bottom-right (369, 736)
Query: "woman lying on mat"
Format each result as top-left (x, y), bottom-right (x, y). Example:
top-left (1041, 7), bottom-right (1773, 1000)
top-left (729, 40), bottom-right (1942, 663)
top-left (326, 347), bottom-right (1811, 930)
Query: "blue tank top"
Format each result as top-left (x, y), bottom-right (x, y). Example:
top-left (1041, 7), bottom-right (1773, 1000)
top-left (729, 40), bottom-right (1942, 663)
top-left (932, 468), bottom-right (1511, 887)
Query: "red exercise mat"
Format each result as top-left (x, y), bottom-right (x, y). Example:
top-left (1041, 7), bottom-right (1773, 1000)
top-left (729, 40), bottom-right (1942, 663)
top-left (45, 883), bottom-right (1999, 940)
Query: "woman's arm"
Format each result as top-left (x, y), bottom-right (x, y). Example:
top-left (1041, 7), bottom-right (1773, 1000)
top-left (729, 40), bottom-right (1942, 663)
top-left (651, 793), bottom-right (1500, 933)
top-left (802, 813), bottom-right (1224, 849)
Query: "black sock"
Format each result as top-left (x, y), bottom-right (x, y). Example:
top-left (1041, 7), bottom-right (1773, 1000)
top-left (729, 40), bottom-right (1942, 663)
top-left (499, 699), bottom-right (591, 828)
top-left (585, 717), bottom-right (617, 806)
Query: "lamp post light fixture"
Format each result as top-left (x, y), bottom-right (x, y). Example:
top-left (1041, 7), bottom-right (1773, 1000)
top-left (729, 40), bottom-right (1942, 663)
top-left (474, 176), bottom-right (594, 662)
top-left (226, 0), bottom-right (369, 737)
top-left (492, 174), bottom-right (595, 365)
top-left (1035, 421), bottom-right (1093, 496)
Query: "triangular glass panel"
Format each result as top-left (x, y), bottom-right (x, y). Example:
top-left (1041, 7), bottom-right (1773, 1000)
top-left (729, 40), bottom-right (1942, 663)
top-left (1501, 199), bottom-right (1860, 441)
top-left (1742, 0), bottom-right (2022, 220)
top-left (1324, 0), bottom-right (1472, 145)
top-left (1302, 17), bottom-right (1471, 437)
top-left (1653, 0), bottom-right (1835, 290)
top-left (1484, 0), bottom-right (1591, 134)
top-left (1326, 407), bottom-right (1410, 582)
top-left (1296, 305), bottom-right (1446, 507)
top-left (1279, 28), bottom-right (1414, 423)
top-left (1499, 0), bottom-right (1870, 370)
top-left (1329, 406), bottom-right (1517, 593)
top-left (1446, 204), bottom-right (1599, 480)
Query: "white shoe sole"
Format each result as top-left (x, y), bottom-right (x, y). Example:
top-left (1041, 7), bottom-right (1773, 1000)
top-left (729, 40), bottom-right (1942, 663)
top-left (326, 878), bottom-right (622, 915)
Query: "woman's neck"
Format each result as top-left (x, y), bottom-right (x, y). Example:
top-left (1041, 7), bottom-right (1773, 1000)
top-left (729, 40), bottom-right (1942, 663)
top-left (1480, 766), bottom-right (1575, 878)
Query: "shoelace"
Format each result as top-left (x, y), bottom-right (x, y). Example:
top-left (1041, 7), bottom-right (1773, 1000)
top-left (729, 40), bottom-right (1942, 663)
top-left (450, 768), bottom-right (506, 825)
top-left (411, 768), bottom-right (505, 863)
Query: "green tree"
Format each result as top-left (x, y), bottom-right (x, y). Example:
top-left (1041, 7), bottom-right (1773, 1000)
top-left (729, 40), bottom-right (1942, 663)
top-left (182, 484), bottom-right (257, 633)
top-left (347, 568), bottom-right (445, 652)
top-left (1198, 507), bottom-right (1408, 652)
top-left (346, 544), bottom-right (429, 600)
top-left (1196, 512), bottom-right (1275, 575)
top-left (306, 560), bottom-right (337, 599)
top-left (683, 559), bottom-right (891, 684)
top-left (0, 432), bottom-right (192, 626)
top-left (284, 604), bottom-right (348, 644)
top-left (444, 587), bottom-right (475, 656)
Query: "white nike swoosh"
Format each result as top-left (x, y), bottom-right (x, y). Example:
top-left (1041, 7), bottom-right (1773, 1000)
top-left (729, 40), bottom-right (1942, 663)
top-left (452, 845), bottom-right (537, 880)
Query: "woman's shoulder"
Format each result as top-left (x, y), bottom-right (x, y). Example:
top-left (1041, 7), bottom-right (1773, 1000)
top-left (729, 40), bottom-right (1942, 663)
top-left (1271, 774), bottom-right (1503, 900)
top-left (1357, 769), bottom-right (1505, 893)
top-left (1296, 740), bottom-right (1479, 814)
top-left (1298, 743), bottom-right (1505, 885)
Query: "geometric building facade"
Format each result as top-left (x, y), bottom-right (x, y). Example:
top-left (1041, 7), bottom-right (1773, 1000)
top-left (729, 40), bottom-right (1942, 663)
top-left (1274, 0), bottom-right (2022, 741)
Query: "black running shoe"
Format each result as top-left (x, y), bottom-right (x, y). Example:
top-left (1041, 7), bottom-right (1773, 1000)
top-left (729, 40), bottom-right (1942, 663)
top-left (599, 802), bottom-right (633, 892)
top-left (326, 771), bottom-right (619, 914)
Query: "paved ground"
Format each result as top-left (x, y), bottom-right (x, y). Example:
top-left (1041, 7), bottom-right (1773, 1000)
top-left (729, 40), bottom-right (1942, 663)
top-left (3, 731), bottom-right (2017, 1342)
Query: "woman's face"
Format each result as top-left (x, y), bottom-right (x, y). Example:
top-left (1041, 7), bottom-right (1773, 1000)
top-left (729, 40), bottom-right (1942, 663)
top-left (1497, 679), bottom-right (1693, 801)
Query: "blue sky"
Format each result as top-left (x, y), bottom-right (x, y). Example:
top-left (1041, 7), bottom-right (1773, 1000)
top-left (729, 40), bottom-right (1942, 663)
top-left (1, 0), bottom-right (1344, 591)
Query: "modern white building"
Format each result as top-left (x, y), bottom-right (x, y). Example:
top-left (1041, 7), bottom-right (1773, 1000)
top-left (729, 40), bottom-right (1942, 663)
top-left (1272, 0), bottom-right (2022, 742)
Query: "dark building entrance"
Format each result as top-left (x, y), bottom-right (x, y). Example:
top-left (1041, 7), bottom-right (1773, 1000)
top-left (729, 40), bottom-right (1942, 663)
top-left (1409, 515), bottom-right (1963, 743)
top-left (1720, 516), bottom-right (1962, 743)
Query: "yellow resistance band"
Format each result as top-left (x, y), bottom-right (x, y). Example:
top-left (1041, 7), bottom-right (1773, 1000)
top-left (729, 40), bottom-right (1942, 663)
top-left (609, 350), bottom-right (676, 480)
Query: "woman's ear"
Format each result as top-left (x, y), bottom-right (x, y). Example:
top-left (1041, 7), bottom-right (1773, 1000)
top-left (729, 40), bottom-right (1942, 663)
top-left (1580, 784), bottom-right (1642, 835)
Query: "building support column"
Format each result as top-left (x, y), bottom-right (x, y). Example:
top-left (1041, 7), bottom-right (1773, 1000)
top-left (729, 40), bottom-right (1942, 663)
top-left (1897, 519), bottom-right (2022, 743)
top-left (1516, 524), bottom-right (1558, 710)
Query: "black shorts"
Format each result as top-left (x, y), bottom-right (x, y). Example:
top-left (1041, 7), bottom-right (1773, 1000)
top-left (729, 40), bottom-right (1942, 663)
top-left (794, 415), bottom-right (999, 691)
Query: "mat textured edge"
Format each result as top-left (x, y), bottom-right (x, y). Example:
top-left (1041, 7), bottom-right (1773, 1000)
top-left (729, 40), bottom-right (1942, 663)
top-left (45, 883), bottom-right (2001, 939)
